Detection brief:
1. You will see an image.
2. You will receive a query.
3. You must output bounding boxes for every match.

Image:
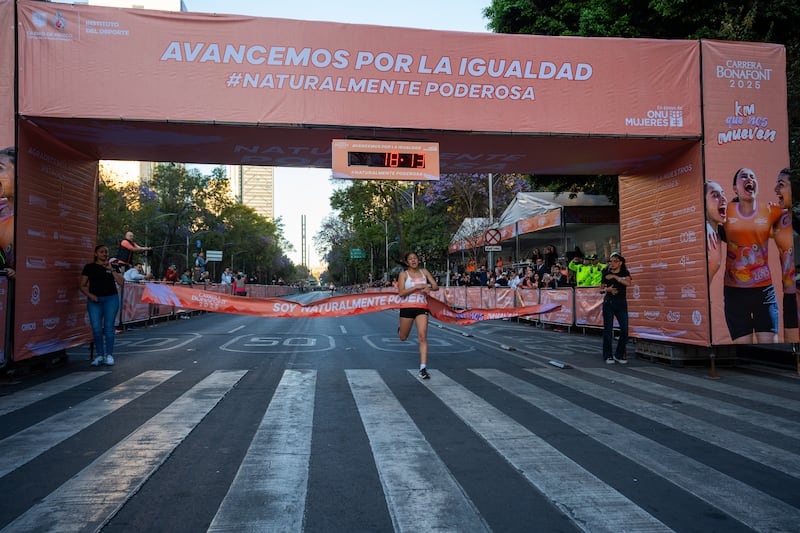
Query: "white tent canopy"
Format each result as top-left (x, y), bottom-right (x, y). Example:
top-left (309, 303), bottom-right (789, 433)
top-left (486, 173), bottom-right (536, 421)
top-left (497, 192), bottom-right (614, 228)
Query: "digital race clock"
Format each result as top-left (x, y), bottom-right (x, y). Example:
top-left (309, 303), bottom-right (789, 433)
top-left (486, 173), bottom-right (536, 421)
top-left (347, 151), bottom-right (426, 169)
top-left (332, 139), bottom-right (440, 181)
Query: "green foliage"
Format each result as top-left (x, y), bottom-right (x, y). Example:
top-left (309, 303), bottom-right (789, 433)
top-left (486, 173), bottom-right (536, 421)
top-left (98, 164), bottom-right (294, 282)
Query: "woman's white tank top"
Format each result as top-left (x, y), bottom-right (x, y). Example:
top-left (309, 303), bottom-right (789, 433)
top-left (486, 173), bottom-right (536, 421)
top-left (404, 271), bottom-right (427, 290)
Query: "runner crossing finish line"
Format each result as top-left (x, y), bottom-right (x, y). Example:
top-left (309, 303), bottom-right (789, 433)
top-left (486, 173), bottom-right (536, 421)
top-left (141, 284), bottom-right (559, 325)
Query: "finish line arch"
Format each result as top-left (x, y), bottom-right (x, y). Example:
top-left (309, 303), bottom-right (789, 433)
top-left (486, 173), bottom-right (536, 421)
top-left (0, 0), bottom-right (789, 362)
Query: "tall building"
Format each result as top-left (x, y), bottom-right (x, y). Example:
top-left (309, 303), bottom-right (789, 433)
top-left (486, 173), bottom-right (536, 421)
top-left (227, 165), bottom-right (276, 221)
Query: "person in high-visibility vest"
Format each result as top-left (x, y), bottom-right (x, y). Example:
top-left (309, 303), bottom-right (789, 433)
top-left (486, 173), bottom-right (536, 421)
top-left (568, 255), bottom-right (594, 286)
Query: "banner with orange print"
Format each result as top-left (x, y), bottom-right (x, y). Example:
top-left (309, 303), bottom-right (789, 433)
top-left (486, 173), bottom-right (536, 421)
top-left (17, 1), bottom-right (700, 137)
top-left (140, 284), bottom-right (559, 325)
top-left (618, 145), bottom-right (709, 346)
top-left (0, 0), bottom-right (13, 148)
top-left (517, 208), bottom-right (561, 235)
top-left (701, 41), bottom-right (791, 345)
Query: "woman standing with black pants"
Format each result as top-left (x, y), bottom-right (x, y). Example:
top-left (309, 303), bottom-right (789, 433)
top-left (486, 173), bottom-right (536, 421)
top-left (600, 252), bottom-right (632, 364)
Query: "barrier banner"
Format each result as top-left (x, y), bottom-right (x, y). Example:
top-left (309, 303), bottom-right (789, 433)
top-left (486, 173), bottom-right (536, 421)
top-left (574, 287), bottom-right (604, 328)
top-left (0, 0), bottom-right (13, 149)
top-left (538, 288), bottom-right (574, 325)
top-left (140, 284), bottom-right (559, 325)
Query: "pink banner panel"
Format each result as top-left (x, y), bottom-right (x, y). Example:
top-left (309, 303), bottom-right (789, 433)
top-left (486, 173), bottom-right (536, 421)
top-left (701, 40), bottom-right (791, 345)
top-left (18, 1), bottom-right (700, 137)
top-left (0, 0), bottom-right (13, 148)
top-left (619, 145), bottom-right (709, 346)
top-left (14, 120), bottom-right (97, 361)
top-left (538, 288), bottom-right (573, 325)
top-left (574, 287), bottom-right (604, 328)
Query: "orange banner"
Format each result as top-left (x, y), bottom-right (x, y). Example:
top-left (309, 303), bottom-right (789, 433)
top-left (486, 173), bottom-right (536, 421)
top-left (140, 284), bottom-right (559, 325)
top-left (14, 121), bottom-right (97, 360)
top-left (0, 0), bottom-right (13, 148)
top-left (619, 146), bottom-right (708, 346)
top-left (701, 41), bottom-right (790, 345)
top-left (17, 1), bottom-right (700, 138)
top-left (518, 208), bottom-right (561, 235)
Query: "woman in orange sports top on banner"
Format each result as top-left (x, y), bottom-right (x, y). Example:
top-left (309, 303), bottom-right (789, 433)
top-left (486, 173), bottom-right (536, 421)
top-left (721, 168), bottom-right (783, 343)
top-left (397, 252), bottom-right (439, 379)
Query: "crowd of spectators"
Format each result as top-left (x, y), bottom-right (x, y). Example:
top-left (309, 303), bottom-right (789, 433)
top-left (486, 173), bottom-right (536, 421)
top-left (449, 245), bottom-right (613, 289)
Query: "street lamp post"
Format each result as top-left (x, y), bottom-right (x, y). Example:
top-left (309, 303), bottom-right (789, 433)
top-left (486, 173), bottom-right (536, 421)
top-left (383, 219), bottom-right (388, 278)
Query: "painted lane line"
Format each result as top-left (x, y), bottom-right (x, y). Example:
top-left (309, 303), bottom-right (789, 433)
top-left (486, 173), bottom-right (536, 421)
top-left (5, 370), bottom-right (247, 533)
top-left (0, 370), bottom-right (180, 478)
top-left (585, 368), bottom-right (800, 441)
top-left (529, 368), bottom-right (800, 479)
top-left (630, 367), bottom-right (800, 412)
top-left (347, 369), bottom-right (490, 533)
top-left (424, 370), bottom-right (670, 533)
top-left (479, 369), bottom-right (800, 532)
top-left (209, 370), bottom-right (316, 532)
top-left (0, 371), bottom-right (109, 417)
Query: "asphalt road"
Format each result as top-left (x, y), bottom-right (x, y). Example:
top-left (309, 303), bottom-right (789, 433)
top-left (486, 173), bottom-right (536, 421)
top-left (1, 290), bottom-right (798, 532)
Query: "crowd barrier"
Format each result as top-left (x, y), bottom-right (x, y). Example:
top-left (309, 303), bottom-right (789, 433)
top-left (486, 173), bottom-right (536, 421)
top-left (362, 285), bottom-right (608, 331)
top-left (117, 281), bottom-right (295, 327)
top-left (438, 286), bottom-right (608, 331)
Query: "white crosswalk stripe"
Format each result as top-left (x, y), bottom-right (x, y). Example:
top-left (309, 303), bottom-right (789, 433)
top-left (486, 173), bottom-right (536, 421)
top-left (209, 369), bottom-right (316, 533)
top-left (0, 366), bottom-right (797, 532)
top-left (0, 372), bottom-right (109, 417)
top-left (420, 369), bottom-right (671, 533)
top-left (582, 368), bottom-right (800, 440)
top-left (0, 370), bottom-right (179, 478)
top-left (477, 368), bottom-right (800, 531)
top-left (528, 367), bottom-right (800, 478)
top-left (347, 369), bottom-right (491, 533)
top-left (3, 370), bottom-right (246, 532)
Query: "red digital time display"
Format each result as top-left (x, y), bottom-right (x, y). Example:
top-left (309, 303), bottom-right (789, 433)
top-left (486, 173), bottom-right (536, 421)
top-left (332, 139), bottom-right (439, 181)
top-left (348, 151), bottom-right (426, 169)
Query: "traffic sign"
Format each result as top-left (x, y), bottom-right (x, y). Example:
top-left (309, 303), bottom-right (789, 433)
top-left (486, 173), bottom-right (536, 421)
top-left (206, 250), bottom-right (223, 261)
top-left (350, 248), bottom-right (366, 259)
top-left (485, 245), bottom-right (502, 252)
top-left (484, 228), bottom-right (501, 245)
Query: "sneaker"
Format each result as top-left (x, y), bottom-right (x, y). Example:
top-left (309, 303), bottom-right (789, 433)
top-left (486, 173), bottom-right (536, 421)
top-left (91, 356), bottom-right (104, 367)
top-left (418, 368), bottom-right (430, 379)
top-left (605, 358), bottom-right (616, 364)
top-left (613, 356), bottom-right (628, 365)
top-left (104, 355), bottom-right (115, 366)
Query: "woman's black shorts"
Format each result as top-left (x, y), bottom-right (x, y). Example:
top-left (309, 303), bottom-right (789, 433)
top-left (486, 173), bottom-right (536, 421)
top-left (400, 307), bottom-right (428, 319)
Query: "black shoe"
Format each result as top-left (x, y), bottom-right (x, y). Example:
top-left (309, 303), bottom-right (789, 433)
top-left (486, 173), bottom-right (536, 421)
top-left (418, 368), bottom-right (430, 379)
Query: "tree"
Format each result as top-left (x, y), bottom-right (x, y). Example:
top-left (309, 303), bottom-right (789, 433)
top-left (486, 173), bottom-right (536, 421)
top-left (484, 0), bottom-right (800, 169)
top-left (98, 164), bottom-right (294, 281)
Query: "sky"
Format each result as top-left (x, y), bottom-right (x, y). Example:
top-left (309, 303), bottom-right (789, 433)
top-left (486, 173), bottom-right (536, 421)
top-left (185, 0), bottom-right (492, 270)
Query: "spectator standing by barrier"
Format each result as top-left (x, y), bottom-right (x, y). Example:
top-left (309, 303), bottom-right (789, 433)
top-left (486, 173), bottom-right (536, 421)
top-left (234, 273), bottom-right (247, 296)
top-left (163, 264), bottom-right (179, 284)
top-left (79, 245), bottom-right (124, 367)
top-left (115, 231), bottom-right (151, 269)
top-left (123, 263), bottom-right (151, 283)
top-left (587, 254), bottom-right (606, 286)
top-left (601, 252), bottom-right (632, 364)
top-left (220, 266), bottom-right (234, 285)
